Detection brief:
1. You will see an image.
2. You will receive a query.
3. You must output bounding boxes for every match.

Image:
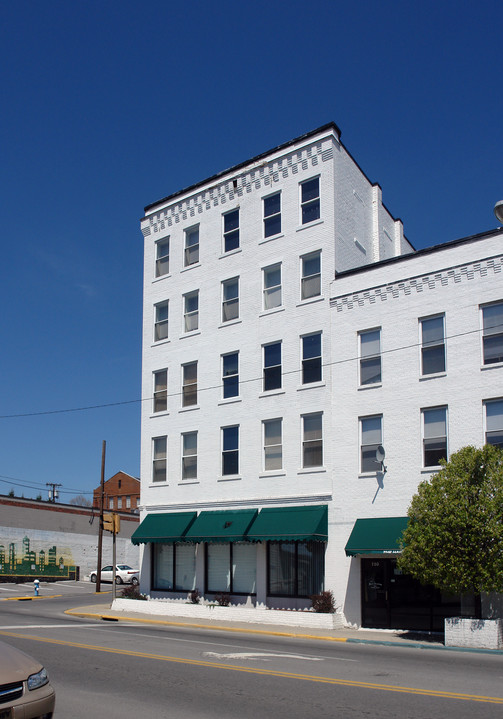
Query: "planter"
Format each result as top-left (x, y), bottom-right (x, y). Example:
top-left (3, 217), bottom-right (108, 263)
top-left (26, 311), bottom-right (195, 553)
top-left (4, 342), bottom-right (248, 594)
top-left (444, 617), bottom-right (503, 650)
top-left (111, 598), bottom-right (344, 630)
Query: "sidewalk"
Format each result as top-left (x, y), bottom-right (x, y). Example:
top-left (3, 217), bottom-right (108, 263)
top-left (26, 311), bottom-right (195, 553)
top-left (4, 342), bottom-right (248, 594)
top-left (66, 602), bottom-right (464, 652)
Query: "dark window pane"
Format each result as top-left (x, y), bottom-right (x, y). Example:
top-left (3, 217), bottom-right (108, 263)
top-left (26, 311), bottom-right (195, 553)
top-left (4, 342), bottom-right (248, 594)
top-left (422, 345), bottom-right (445, 374)
top-left (264, 366), bottom-right (281, 391)
top-left (264, 194), bottom-right (280, 217)
top-left (301, 178), bottom-right (319, 203)
top-left (223, 375), bottom-right (239, 398)
top-left (264, 214), bottom-right (281, 237)
top-left (223, 426), bottom-right (238, 450)
top-left (424, 438), bottom-right (447, 467)
top-left (223, 450), bottom-right (239, 475)
top-left (483, 336), bottom-right (503, 364)
top-left (360, 357), bottom-right (381, 385)
top-left (264, 343), bottom-right (281, 366)
top-left (302, 357), bottom-right (321, 384)
top-left (224, 210), bottom-right (239, 232)
top-left (303, 334), bottom-right (321, 359)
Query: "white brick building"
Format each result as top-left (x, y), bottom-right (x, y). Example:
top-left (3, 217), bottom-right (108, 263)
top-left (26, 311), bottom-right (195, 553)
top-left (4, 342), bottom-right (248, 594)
top-left (135, 123), bottom-right (503, 629)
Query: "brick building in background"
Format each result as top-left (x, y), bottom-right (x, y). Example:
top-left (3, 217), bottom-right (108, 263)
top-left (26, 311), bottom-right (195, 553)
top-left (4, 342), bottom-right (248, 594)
top-left (93, 471), bottom-right (140, 514)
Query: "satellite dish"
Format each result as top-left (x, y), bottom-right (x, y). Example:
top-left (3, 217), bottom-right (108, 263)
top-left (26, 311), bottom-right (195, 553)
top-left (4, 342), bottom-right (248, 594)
top-left (494, 200), bottom-right (503, 225)
top-left (376, 445), bottom-right (386, 463)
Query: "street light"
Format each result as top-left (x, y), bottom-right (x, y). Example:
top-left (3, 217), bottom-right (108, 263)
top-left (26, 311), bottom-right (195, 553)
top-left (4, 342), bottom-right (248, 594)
top-left (494, 200), bottom-right (503, 225)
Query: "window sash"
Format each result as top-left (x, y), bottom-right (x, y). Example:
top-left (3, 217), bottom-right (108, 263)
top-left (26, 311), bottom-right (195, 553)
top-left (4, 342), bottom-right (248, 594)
top-left (264, 419), bottom-right (282, 471)
top-left (222, 426), bottom-right (239, 475)
top-left (303, 414), bottom-right (323, 467)
top-left (302, 334), bottom-right (322, 384)
top-left (263, 265), bottom-right (282, 309)
top-left (222, 353), bottom-right (239, 398)
top-left (155, 240), bottom-right (169, 277)
top-left (301, 179), bottom-right (320, 224)
top-left (264, 194), bottom-right (281, 237)
top-left (263, 343), bottom-right (281, 391)
top-left (182, 433), bottom-right (197, 480)
top-left (301, 253), bottom-right (321, 299)
top-left (423, 408), bottom-right (447, 466)
top-left (421, 316), bottom-right (445, 374)
top-left (154, 303), bottom-right (169, 341)
top-left (224, 210), bottom-right (240, 252)
top-left (361, 416), bottom-right (382, 473)
top-left (222, 279), bottom-right (239, 322)
top-left (482, 304), bottom-right (503, 364)
top-left (182, 363), bottom-right (197, 407)
top-left (153, 371), bottom-right (167, 413)
top-left (152, 436), bottom-right (167, 482)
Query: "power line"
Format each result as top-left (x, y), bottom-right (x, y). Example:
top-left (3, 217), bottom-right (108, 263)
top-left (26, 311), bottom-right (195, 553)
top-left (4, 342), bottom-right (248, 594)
top-left (0, 322), bottom-right (498, 419)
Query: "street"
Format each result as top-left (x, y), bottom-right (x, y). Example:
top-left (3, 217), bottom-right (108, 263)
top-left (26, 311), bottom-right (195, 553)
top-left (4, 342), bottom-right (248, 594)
top-left (0, 581), bottom-right (502, 718)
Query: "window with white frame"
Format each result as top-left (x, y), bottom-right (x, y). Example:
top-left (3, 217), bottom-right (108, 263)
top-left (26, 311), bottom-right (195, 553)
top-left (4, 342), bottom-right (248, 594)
top-left (183, 290), bottom-right (199, 332)
top-left (301, 251), bottom-right (321, 300)
top-left (184, 226), bottom-right (199, 266)
top-left (263, 193), bottom-right (281, 237)
top-left (302, 413), bottom-right (323, 468)
top-left (222, 277), bottom-right (239, 322)
top-left (222, 352), bottom-right (239, 399)
top-left (422, 407), bottom-right (447, 467)
top-left (302, 332), bottom-right (322, 384)
top-left (117, 496), bottom-right (122, 509)
top-left (154, 301), bottom-right (169, 342)
top-left (182, 362), bottom-right (197, 407)
top-left (263, 342), bottom-right (282, 391)
top-left (359, 329), bottom-right (381, 385)
top-left (126, 496), bottom-right (131, 508)
top-left (223, 209), bottom-right (240, 252)
top-left (152, 436), bottom-right (167, 482)
top-left (109, 497), bottom-right (114, 510)
top-left (153, 369), bottom-right (168, 413)
top-left (482, 302), bottom-right (503, 365)
top-left (206, 543), bottom-right (256, 594)
top-left (155, 238), bottom-right (169, 277)
top-left (263, 263), bottom-right (282, 310)
top-left (182, 431), bottom-right (197, 480)
top-left (420, 315), bottom-right (445, 375)
top-left (360, 415), bottom-right (382, 473)
top-left (153, 543), bottom-right (196, 591)
top-left (263, 418), bottom-right (282, 471)
top-left (222, 425), bottom-right (239, 476)
top-left (485, 399), bottom-right (503, 448)
top-left (300, 177), bottom-right (320, 224)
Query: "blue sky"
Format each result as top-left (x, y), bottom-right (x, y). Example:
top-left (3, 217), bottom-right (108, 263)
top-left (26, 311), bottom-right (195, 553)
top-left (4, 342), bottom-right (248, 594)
top-left (0, 0), bottom-right (501, 503)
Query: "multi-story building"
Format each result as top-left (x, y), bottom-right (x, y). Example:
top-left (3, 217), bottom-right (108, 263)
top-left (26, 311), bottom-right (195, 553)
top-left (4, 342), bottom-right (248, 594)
top-left (93, 471), bottom-right (140, 514)
top-left (135, 122), bottom-right (503, 630)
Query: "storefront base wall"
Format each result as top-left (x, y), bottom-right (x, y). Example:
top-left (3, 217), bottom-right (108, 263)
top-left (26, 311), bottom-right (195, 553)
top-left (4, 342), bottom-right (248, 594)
top-left (445, 618), bottom-right (503, 649)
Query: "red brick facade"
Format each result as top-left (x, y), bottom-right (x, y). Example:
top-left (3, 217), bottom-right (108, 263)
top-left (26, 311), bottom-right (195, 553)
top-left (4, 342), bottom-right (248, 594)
top-left (92, 471), bottom-right (140, 514)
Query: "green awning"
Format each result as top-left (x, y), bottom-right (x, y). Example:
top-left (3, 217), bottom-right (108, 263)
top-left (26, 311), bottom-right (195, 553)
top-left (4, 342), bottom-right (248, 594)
top-left (183, 509), bottom-right (258, 543)
top-left (245, 505), bottom-right (328, 542)
top-left (131, 511), bottom-right (197, 545)
top-left (345, 517), bottom-right (409, 556)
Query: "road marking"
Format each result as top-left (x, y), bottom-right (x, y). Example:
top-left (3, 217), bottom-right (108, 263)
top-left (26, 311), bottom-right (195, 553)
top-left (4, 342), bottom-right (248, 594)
top-left (2, 595), bottom-right (62, 601)
top-left (0, 629), bottom-right (501, 705)
top-left (0, 624), bottom-right (105, 629)
top-left (203, 651), bottom-right (323, 662)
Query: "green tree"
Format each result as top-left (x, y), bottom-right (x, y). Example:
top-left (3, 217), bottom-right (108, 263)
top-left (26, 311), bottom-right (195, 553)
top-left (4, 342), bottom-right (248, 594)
top-left (398, 445), bottom-right (503, 619)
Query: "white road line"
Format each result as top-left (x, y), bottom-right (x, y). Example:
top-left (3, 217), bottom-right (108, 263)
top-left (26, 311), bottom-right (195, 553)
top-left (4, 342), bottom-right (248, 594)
top-left (0, 624), bottom-right (105, 629)
top-left (203, 651), bottom-right (323, 661)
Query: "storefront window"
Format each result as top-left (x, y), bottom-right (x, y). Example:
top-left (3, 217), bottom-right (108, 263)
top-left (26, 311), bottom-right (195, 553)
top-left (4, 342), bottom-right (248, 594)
top-left (206, 543), bottom-right (256, 594)
top-left (267, 541), bottom-right (324, 597)
top-left (152, 543), bottom-right (196, 591)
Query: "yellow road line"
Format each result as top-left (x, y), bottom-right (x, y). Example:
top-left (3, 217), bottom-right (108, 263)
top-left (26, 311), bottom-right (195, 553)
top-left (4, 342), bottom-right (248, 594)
top-left (2, 595), bottom-right (62, 601)
top-left (0, 629), bottom-right (501, 705)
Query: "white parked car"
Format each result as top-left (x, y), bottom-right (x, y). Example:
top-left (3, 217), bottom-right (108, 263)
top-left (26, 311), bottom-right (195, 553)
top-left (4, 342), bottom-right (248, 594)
top-left (90, 564), bottom-right (139, 585)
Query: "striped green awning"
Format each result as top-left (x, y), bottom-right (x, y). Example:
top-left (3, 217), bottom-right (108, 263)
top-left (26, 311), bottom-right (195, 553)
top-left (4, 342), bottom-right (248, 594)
top-left (131, 512), bottom-right (197, 545)
top-left (245, 505), bottom-right (328, 542)
top-left (184, 509), bottom-right (258, 543)
top-left (345, 517), bottom-right (408, 556)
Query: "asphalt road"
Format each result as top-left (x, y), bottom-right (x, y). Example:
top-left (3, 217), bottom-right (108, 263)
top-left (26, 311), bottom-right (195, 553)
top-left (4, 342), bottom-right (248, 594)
top-left (1, 582), bottom-right (502, 718)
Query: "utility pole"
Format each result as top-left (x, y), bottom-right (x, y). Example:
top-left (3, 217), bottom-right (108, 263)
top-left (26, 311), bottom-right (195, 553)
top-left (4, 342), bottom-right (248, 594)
top-left (96, 440), bottom-right (106, 594)
top-left (46, 483), bottom-right (61, 503)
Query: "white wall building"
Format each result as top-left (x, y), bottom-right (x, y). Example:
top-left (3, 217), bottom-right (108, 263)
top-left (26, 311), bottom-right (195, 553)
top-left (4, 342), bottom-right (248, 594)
top-left (136, 122), bottom-right (503, 629)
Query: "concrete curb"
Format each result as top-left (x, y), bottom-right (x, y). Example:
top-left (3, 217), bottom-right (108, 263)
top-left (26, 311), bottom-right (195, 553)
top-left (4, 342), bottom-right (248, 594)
top-left (64, 607), bottom-right (503, 654)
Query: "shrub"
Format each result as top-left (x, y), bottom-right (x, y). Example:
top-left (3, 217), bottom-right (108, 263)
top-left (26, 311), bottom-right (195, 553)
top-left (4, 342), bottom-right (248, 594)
top-left (215, 592), bottom-right (231, 606)
top-left (188, 588), bottom-right (201, 604)
top-left (310, 590), bottom-right (336, 613)
top-left (121, 585), bottom-right (147, 600)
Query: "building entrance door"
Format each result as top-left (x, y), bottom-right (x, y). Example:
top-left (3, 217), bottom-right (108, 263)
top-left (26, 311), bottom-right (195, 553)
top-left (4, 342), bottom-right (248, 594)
top-left (361, 558), bottom-right (460, 631)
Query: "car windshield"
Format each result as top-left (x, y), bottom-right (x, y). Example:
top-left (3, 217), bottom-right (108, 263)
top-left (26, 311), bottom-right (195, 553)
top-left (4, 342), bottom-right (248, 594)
top-left (117, 565), bottom-right (132, 570)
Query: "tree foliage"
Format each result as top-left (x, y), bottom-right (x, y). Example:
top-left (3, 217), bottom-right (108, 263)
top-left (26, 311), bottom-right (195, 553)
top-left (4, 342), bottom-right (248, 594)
top-left (69, 495), bottom-right (92, 507)
top-left (398, 445), bottom-right (503, 600)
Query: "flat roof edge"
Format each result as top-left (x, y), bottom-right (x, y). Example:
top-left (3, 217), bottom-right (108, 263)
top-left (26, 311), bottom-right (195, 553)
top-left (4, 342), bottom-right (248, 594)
top-left (143, 122), bottom-right (341, 214)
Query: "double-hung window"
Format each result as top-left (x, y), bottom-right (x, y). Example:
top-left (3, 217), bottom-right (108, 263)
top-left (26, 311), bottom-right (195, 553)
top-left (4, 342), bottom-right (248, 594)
top-left (222, 277), bottom-right (239, 322)
top-left (222, 352), bottom-right (239, 399)
top-left (153, 370), bottom-right (168, 413)
top-left (223, 209), bottom-right (240, 252)
top-left (268, 541), bottom-right (324, 597)
top-left (420, 315), bottom-right (445, 375)
top-left (184, 226), bottom-right (199, 266)
top-left (222, 425), bottom-right (239, 476)
top-left (422, 407), bottom-right (447, 467)
top-left (263, 264), bottom-right (282, 310)
top-left (300, 177), bottom-right (320, 224)
top-left (183, 290), bottom-right (199, 332)
top-left (302, 333), bottom-right (322, 384)
top-left (263, 418), bottom-right (282, 471)
top-left (152, 436), bottom-right (167, 483)
top-left (155, 239), bottom-right (169, 277)
top-left (302, 413), bottom-right (323, 468)
top-left (263, 342), bottom-right (282, 391)
top-left (153, 543), bottom-right (196, 591)
top-left (182, 431), bottom-right (197, 480)
top-left (360, 415), bottom-right (382, 473)
top-left (206, 543), bottom-right (256, 594)
top-left (301, 251), bottom-right (321, 300)
top-left (482, 302), bottom-right (503, 365)
top-left (263, 193), bottom-right (281, 237)
top-left (485, 399), bottom-right (503, 448)
top-left (182, 362), bottom-right (197, 407)
top-left (154, 301), bottom-right (169, 342)
top-left (359, 329), bottom-right (381, 385)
